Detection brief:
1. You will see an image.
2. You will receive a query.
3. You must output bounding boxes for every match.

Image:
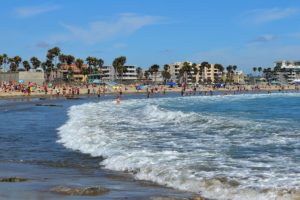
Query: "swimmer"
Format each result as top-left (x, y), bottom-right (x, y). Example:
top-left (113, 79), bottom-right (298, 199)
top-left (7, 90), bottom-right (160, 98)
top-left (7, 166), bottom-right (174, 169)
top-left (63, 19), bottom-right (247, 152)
top-left (116, 95), bottom-right (121, 104)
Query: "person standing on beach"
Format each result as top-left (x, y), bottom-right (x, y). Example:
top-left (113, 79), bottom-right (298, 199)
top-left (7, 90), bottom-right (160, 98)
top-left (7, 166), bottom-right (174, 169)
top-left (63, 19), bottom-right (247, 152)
top-left (27, 86), bottom-right (31, 96)
top-left (97, 88), bottom-right (101, 98)
top-left (181, 87), bottom-right (185, 96)
top-left (44, 85), bottom-right (48, 95)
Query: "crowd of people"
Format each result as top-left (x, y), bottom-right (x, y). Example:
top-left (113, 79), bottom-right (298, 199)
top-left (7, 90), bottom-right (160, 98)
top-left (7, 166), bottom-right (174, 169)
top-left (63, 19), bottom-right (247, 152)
top-left (1, 80), bottom-right (299, 99)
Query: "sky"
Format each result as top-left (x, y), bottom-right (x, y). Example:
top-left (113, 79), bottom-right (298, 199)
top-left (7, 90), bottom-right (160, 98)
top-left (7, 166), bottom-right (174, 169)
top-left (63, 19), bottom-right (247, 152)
top-left (1, 0), bottom-right (300, 73)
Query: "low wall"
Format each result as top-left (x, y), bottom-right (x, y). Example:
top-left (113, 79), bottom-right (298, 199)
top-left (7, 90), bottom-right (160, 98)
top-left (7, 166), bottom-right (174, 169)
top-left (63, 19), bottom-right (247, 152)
top-left (19, 72), bottom-right (45, 85)
top-left (0, 72), bottom-right (45, 85)
top-left (0, 72), bottom-right (19, 83)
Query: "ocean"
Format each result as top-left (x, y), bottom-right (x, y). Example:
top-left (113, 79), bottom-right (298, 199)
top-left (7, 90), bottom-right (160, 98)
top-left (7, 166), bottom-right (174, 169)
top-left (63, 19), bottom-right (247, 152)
top-left (1, 92), bottom-right (300, 199)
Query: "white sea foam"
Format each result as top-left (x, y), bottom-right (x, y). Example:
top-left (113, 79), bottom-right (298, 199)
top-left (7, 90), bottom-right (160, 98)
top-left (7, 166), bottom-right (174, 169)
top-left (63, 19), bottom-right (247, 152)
top-left (57, 93), bottom-right (300, 200)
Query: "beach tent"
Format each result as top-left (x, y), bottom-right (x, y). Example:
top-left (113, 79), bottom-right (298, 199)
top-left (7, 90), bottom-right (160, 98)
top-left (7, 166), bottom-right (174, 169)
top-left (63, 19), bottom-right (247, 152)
top-left (92, 79), bottom-right (101, 84)
top-left (270, 81), bottom-right (280, 85)
top-left (136, 85), bottom-right (148, 90)
top-left (166, 81), bottom-right (177, 87)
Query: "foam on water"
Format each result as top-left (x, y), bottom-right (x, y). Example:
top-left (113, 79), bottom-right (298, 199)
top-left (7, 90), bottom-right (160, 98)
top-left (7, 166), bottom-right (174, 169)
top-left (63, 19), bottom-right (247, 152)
top-left (57, 93), bottom-right (300, 200)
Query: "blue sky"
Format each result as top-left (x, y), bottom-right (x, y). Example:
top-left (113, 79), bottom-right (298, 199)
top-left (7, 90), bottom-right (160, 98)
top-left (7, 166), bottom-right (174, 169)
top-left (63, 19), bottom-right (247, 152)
top-left (1, 0), bottom-right (300, 72)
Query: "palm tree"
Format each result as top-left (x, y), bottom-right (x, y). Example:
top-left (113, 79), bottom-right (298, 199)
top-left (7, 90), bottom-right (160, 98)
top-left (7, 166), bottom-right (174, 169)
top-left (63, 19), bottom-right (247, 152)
top-left (59, 54), bottom-right (67, 65)
top-left (22, 60), bottom-right (31, 71)
top-left (258, 67), bottom-right (262, 76)
top-left (94, 58), bottom-right (104, 74)
top-left (226, 65), bottom-right (233, 83)
top-left (86, 56), bottom-right (93, 74)
top-left (149, 64), bottom-right (160, 84)
top-left (161, 70), bottom-right (171, 84)
top-left (46, 47), bottom-right (61, 79)
top-left (214, 64), bottom-right (224, 83)
top-left (144, 70), bottom-right (150, 80)
top-left (112, 56), bottom-right (126, 83)
top-left (30, 57), bottom-right (41, 69)
top-left (13, 56), bottom-right (22, 68)
top-left (86, 56), bottom-right (98, 74)
top-left (200, 61), bottom-right (209, 83)
top-left (47, 47), bottom-right (61, 69)
top-left (66, 55), bottom-right (75, 66)
top-left (8, 56), bottom-right (22, 72)
top-left (162, 64), bottom-right (171, 84)
top-left (75, 58), bottom-right (84, 73)
top-left (191, 63), bottom-right (199, 83)
top-left (97, 58), bottom-right (104, 68)
top-left (252, 67), bottom-right (258, 84)
top-left (45, 59), bottom-right (54, 80)
top-left (179, 62), bottom-right (192, 85)
top-left (136, 67), bottom-right (143, 80)
top-left (252, 67), bottom-right (257, 75)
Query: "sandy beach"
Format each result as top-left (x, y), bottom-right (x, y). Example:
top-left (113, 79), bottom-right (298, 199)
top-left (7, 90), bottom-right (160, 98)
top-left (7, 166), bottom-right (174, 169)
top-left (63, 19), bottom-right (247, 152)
top-left (1, 84), bottom-right (299, 100)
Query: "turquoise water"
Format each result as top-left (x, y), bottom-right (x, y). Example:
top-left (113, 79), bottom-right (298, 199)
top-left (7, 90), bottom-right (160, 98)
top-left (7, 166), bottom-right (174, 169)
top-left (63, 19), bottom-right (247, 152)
top-left (57, 92), bottom-right (300, 200)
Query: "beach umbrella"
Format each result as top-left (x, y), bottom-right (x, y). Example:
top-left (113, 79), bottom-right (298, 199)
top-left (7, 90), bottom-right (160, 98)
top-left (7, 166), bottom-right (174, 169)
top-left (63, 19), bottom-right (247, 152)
top-left (166, 81), bottom-right (177, 86)
top-left (136, 85), bottom-right (147, 90)
top-left (92, 79), bottom-right (101, 84)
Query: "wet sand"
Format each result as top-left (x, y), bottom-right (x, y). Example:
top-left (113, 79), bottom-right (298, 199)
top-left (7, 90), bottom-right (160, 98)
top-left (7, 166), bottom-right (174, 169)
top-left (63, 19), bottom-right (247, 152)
top-left (0, 162), bottom-right (196, 200)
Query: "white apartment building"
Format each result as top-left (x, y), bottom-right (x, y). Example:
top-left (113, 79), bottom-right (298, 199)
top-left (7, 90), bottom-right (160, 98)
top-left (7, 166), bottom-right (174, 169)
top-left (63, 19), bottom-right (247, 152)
top-left (100, 65), bottom-right (138, 81)
top-left (273, 60), bottom-right (300, 83)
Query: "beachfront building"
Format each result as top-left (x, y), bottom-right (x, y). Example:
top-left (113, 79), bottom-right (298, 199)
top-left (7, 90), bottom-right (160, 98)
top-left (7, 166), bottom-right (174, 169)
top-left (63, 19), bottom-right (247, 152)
top-left (168, 62), bottom-right (223, 84)
top-left (168, 62), bottom-right (199, 84)
top-left (148, 71), bottom-right (164, 83)
top-left (100, 65), bottom-right (139, 83)
top-left (201, 64), bottom-right (223, 83)
top-left (59, 64), bottom-right (88, 82)
top-left (122, 65), bottom-right (138, 81)
top-left (100, 66), bottom-right (114, 81)
top-left (231, 70), bottom-right (245, 84)
top-left (273, 60), bottom-right (300, 83)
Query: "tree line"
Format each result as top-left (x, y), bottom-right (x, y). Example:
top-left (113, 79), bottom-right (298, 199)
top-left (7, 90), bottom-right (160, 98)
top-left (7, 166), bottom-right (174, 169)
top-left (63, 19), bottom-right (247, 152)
top-left (0, 47), bottom-right (130, 82)
top-left (142, 62), bottom-right (238, 84)
top-left (0, 47), bottom-right (241, 84)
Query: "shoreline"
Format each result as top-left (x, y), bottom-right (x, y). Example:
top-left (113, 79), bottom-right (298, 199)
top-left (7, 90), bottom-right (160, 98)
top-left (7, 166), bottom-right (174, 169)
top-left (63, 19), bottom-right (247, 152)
top-left (0, 84), bottom-right (299, 101)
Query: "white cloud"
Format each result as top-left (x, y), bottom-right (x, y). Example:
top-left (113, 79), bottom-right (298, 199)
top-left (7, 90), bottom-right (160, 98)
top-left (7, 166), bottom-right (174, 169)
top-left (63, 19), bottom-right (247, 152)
top-left (250, 34), bottom-right (278, 43)
top-left (15, 5), bottom-right (60, 17)
top-left (244, 7), bottom-right (299, 24)
top-left (49, 13), bottom-right (163, 44)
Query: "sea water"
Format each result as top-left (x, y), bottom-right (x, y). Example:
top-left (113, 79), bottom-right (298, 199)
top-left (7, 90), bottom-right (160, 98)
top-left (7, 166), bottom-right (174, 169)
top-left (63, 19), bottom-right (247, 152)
top-left (57, 93), bottom-right (300, 200)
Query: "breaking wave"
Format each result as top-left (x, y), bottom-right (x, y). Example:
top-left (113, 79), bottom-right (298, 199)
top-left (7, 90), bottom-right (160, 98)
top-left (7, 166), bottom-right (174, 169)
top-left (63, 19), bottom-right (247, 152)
top-left (57, 93), bottom-right (300, 200)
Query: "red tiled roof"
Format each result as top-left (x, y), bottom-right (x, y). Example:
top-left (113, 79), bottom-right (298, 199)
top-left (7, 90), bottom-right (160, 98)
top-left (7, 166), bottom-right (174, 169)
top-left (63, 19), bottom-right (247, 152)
top-left (61, 64), bottom-right (88, 73)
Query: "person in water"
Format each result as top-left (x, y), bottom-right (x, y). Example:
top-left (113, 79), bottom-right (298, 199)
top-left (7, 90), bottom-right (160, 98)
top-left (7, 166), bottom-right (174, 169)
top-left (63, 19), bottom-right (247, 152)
top-left (116, 95), bottom-right (121, 104)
